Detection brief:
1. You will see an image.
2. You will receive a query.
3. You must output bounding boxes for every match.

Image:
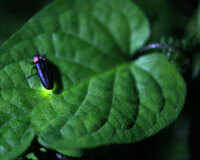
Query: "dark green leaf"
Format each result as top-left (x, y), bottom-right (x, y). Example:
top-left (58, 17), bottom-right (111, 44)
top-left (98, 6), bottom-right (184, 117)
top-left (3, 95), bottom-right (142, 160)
top-left (0, 10), bottom-right (25, 45)
top-left (186, 1), bottom-right (200, 38)
top-left (0, 114), bottom-right (34, 160)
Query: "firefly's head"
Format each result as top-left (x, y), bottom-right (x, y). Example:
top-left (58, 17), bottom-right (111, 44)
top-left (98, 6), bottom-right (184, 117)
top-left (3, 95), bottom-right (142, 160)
top-left (33, 55), bottom-right (45, 63)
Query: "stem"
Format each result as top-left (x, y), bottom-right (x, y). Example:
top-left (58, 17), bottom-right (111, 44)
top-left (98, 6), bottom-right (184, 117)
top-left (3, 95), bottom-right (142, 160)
top-left (139, 43), bottom-right (185, 53)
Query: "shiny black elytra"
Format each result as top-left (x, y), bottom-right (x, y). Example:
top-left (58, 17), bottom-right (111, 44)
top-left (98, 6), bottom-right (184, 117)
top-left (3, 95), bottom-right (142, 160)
top-left (27, 55), bottom-right (54, 90)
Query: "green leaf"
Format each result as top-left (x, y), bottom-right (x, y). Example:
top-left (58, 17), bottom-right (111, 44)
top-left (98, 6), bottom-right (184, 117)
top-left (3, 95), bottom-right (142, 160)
top-left (31, 53), bottom-right (186, 155)
top-left (0, 0), bottom-right (186, 159)
top-left (0, 114), bottom-right (34, 160)
top-left (0, 0), bottom-right (149, 158)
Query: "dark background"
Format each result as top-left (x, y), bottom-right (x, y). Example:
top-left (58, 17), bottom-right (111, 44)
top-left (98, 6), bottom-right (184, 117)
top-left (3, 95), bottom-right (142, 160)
top-left (0, 0), bottom-right (199, 159)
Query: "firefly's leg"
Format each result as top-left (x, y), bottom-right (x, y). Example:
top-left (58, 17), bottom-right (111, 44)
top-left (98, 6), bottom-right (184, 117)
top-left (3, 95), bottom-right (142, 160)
top-left (26, 67), bottom-right (37, 79)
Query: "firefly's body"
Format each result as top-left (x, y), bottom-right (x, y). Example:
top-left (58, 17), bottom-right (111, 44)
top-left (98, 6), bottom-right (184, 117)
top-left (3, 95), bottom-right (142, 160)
top-left (32, 56), bottom-right (54, 90)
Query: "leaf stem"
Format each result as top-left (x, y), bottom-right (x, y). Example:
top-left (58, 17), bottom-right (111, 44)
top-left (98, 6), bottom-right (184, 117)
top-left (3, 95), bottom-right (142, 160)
top-left (139, 43), bottom-right (185, 53)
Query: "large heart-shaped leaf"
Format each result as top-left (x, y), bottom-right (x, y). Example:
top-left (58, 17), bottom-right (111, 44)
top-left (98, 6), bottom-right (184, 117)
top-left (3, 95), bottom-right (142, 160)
top-left (0, 0), bottom-right (186, 159)
top-left (32, 53), bottom-right (186, 156)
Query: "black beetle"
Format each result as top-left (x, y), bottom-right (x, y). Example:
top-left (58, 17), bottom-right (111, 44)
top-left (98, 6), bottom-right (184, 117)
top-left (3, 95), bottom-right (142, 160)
top-left (27, 55), bottom-right (54, 90)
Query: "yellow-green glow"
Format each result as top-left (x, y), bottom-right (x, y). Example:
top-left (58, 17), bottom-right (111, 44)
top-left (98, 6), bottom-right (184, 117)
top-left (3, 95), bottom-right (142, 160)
top-left (41, 83), bottom-right (57, 96)
top-left (44, 88), bottom-right (53, 93)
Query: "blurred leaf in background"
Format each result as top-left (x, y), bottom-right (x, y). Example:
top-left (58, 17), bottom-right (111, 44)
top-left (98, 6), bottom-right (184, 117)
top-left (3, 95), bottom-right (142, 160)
top-left (186, 0), bottom-right (200, 80)
top-left (0, 10), bottom-right (24, 45)
top-left (0, 0), bottom-right (52, 45)
top-left (134, 0), bottom-right (198, 42)
top-left (186, 0), bottom-right (200, 38)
